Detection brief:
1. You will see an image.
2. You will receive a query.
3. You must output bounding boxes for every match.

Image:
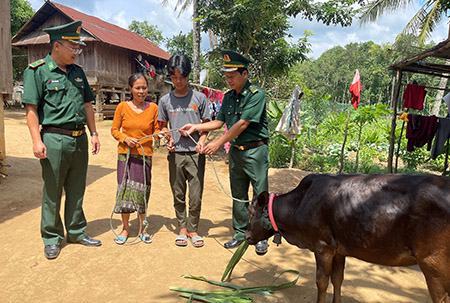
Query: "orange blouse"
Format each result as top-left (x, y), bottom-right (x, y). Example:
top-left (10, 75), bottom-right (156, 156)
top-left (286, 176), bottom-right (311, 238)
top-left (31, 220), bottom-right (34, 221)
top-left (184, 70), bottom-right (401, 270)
top-left (111, 101), bottom-right (160, 156)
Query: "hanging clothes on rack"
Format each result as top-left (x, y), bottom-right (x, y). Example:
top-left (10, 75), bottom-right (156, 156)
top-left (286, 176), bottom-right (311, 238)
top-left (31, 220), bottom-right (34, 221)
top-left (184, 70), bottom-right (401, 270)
top-left (403, 83), bottom-right (427, 110)
top-left (406, 114), bottom-right (438, 152)
top-left (431, 117), bottom-right (450, 159)
top-left (443, 92), bottom-right (450, 117)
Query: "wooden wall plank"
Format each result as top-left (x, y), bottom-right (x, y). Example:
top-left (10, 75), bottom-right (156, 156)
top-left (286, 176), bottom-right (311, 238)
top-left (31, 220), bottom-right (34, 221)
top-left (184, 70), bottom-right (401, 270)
top-left (0, 0), bottom-right (13, 94)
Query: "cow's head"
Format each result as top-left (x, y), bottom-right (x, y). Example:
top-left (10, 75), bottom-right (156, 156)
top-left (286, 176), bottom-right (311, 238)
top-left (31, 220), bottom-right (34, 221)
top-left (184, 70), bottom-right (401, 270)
top-left (246, 191), bottom-right (275, 245)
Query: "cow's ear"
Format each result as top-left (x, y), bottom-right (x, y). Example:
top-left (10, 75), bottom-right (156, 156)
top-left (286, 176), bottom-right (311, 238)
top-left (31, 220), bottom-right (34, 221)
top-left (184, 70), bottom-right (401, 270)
top-left (257, 191), bottom-right (269, 206)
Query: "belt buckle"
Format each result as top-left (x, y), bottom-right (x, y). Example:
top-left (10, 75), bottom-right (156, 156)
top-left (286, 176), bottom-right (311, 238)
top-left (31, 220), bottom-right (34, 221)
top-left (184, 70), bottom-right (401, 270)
top-left (72, 130), bottom-right (83, 137)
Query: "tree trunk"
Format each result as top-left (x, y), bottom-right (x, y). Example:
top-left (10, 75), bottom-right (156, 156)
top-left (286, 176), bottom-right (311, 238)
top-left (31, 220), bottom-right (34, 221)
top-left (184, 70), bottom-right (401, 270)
top-left (192, 0), bottom-right (201, 83)
top-left (431, 68), bottom-right (449, 116)
top-left (339, 110), bottom-right (351, 173)
top-left (208, 29), bottom-right (218, 49)
top-left (355, 123), bottom-right (363, 172)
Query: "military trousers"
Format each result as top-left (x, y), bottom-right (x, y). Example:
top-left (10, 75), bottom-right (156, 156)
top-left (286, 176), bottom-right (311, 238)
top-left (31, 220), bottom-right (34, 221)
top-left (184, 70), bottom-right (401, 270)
top-left (229, 144), bottom-right (269, 241)
top-left (40, 132), bottom-right (88, 245)
top-left (168, 152), bottom-right (206, 232)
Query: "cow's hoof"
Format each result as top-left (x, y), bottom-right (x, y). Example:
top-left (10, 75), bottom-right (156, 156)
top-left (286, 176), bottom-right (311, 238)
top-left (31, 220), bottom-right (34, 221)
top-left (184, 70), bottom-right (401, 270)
top-left (255, 240), bottom-right (268, 255)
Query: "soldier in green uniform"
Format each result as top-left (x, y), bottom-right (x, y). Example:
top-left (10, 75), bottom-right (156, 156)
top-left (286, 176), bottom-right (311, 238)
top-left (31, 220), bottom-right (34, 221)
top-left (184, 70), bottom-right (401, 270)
top-left (23, 21), bottom-right (102, 260)
top-left (181, 50), bottom-right (269, 255)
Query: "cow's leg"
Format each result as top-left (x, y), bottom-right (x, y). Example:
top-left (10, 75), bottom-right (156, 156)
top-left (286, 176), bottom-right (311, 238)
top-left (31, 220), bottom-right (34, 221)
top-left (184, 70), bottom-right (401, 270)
top-left (418, 256), bottom-right (450, 303)
top-left (415, 225), bottom-right (450, 303)
top-left (315, 249), bottom-right (335, 303)
top-left (331, 254), bottom-right (346, 303)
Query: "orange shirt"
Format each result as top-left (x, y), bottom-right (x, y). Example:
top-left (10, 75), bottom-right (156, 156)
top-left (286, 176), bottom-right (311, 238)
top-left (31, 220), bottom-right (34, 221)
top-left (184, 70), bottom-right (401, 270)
top-left (111, 101), bottom-right (160, 156)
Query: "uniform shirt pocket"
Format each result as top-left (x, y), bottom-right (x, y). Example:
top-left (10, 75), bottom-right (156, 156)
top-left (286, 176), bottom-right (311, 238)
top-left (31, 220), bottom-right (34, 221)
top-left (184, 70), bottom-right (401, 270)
top-left (44, 81), bottom-right (67, 107)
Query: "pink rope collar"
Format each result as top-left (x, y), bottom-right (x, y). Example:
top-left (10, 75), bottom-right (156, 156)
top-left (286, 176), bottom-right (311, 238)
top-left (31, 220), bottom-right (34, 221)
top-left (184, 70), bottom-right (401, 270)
top-left (268, 193), bottom-right (279, 232)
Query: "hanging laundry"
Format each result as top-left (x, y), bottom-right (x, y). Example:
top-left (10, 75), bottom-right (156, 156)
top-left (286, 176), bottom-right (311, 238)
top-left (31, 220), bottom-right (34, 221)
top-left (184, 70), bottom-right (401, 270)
top-left (406, 114), bottom-right (438, 152)
top-left (403, 83), bottom-right (426, 110)
top-left (443, 92), bottom-right (450, 117)
top-left (431, 118), bottom-right (450, 159)
top-left (349, 69), bottom-right (361, 110)
top-left (202, 87), bottom-right (224, 120)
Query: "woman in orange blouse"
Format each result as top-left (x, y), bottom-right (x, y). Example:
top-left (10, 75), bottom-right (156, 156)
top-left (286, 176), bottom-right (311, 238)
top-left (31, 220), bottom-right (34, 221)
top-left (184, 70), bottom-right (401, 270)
top-left (111, 73), bottom-right (159, 245)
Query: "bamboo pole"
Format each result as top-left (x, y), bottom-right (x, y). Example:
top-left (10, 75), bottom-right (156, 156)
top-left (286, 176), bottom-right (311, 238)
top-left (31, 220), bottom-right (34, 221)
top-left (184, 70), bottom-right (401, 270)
top-left (387, 70), bottom-right (403, 173)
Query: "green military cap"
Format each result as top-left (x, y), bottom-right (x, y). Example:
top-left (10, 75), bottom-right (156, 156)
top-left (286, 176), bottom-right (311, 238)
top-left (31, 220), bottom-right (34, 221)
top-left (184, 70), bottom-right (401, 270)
top-left (43, 20), bottom-right (86, 46)
top-left (221, 50), bottom-right (252, 72)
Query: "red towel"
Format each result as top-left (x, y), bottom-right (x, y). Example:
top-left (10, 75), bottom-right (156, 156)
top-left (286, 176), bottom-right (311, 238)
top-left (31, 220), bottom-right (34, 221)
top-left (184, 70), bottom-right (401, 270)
top-left (403, 83), bottom-right (426, 110)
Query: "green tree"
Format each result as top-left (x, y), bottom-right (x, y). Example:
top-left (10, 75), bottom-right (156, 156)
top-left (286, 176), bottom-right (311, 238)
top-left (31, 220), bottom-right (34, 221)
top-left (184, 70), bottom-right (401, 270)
top-left (197, 0), bottom-right (363, 87)
top-left (128, 20), bottom-right (164, 46)
top-left (294, 37), bottom-right (436, 109)
top-left (11, 0), bottom-right (34, 81)
top-left (162, 0), bottom-right (202, 83)
top-left (361, 0), bottom-right (450, 114)
top-left (166, 31), bottom-right (194, 58)
top-left (361, 0), bottom-right (448, 43)
top-left (351, 104), bottom-right (390, 172)
top-left (11, 0), bottom-right (33, 35)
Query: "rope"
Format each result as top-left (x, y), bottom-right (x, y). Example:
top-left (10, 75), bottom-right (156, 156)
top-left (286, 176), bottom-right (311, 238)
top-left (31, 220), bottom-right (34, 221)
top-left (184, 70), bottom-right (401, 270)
top-left (110, 138), bottom-right (151, 244)
top-left (185, 133), bottom-right (251, 204)
top-left (110, 127), bottom-right (252, 243)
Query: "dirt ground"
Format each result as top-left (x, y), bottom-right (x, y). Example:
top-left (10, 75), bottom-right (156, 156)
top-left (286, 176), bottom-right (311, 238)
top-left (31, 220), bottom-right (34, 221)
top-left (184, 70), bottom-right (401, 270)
top-left (0, 111), bottom-right (430, 303)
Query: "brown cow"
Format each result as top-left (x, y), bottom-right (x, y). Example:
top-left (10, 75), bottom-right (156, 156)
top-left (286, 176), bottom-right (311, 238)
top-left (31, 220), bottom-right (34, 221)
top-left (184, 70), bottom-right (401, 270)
top-left (246, 174), bottom-right (450, 303)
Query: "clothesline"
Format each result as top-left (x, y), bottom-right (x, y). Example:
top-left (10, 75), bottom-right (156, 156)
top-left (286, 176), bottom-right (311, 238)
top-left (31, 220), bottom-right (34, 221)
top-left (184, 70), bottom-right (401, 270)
top-left (164, 80), bottom-right (224, 94)
top-left (190, 82), bottom-right (224, 93)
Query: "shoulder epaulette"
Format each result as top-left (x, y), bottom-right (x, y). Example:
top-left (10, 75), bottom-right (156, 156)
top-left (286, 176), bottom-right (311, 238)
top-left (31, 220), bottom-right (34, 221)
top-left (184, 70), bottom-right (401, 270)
top-left (225, 89), bottom-right (233, 95)
top-left (28, 59), bottom-right (45, 69)
top-left (249, 85), bottom-right (259, 94)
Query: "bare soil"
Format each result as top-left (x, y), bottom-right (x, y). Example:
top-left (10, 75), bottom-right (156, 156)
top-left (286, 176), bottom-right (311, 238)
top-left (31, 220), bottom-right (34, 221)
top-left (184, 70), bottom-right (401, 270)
top-left (0, 111), bottom-right (430, 302)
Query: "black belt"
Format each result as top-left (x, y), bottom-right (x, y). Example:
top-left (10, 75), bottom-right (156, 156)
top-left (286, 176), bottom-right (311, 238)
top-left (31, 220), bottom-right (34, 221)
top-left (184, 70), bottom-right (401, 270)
top-left (233, 140), bottom-right (267, 151)
top-left (174, 151), bottom-right (197, 155)
top-left (42, 126), bottom-right (86, 137)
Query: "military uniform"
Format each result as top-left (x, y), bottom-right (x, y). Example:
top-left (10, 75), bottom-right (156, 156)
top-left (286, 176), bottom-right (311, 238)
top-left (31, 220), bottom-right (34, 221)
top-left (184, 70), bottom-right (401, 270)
top-left (217, 51), bottom-right (269, 242)
top-left (22, 21), bottom-right (96, 248)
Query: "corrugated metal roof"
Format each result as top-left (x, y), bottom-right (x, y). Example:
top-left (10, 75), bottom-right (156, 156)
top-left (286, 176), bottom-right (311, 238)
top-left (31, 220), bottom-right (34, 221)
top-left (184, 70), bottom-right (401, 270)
top-left (13, 1), bottom-right (170, 60)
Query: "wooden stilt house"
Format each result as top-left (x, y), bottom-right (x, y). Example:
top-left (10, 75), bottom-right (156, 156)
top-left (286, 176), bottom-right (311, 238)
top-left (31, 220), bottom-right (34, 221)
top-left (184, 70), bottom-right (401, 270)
top-left (12, 1), bottom-right (171, 119)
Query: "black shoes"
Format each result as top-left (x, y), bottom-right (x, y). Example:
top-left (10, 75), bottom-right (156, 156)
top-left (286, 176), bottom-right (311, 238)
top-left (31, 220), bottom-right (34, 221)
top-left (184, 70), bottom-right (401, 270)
top-left (44, 244), bottom-right (60, 260)
top-left (44, 236), bottom-right (101, 260)
top-left (68, 235), bottom-right (102, 247)
top-left (224, 238), bottom-right (244, 249)
top-left (255, 240), bottom-right (268, 255)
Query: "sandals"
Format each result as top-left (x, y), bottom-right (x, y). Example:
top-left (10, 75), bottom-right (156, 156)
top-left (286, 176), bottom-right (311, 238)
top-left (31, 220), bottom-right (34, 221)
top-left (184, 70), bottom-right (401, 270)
top-left (190, 235), bottom-right (204, 248)
top-left (139, 233), bottom-right (152, 244)
top-left (175, 234), bottom-right (188, 247)
top-left (114, 234), bottom-right (128, 245)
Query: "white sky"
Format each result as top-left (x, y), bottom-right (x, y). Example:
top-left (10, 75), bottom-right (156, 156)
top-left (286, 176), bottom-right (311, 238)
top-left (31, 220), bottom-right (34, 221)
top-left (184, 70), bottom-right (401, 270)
top-left (29, 0), bottom-right (449, 58)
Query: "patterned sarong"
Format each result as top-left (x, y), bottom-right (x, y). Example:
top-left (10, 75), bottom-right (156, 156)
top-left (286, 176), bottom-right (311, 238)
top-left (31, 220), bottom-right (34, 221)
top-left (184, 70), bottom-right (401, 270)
top-left (114, 153), bottom-right (152, 214)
